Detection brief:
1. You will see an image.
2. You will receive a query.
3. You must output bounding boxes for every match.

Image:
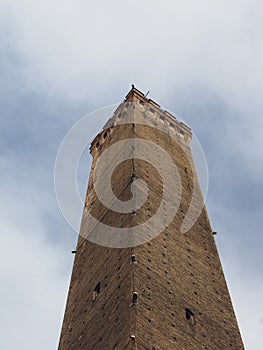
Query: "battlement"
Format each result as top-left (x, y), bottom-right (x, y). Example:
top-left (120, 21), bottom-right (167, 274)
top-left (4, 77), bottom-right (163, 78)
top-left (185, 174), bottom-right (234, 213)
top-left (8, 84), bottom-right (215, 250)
top-left (91, 86), bottom-right (192, 155)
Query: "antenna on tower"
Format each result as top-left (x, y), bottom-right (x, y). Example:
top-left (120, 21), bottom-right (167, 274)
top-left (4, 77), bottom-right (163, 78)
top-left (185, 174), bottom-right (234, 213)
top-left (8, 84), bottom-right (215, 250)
top-left (144, 91), bottom-right (150, 98)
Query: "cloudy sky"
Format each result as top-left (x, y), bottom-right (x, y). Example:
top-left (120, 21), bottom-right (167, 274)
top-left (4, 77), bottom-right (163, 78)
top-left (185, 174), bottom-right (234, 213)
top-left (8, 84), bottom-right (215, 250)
top-left (1, 0), bottom-right (262, 349)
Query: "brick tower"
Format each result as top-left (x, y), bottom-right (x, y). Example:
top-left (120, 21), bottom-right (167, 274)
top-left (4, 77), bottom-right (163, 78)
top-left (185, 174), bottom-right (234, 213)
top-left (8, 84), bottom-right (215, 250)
top-left (58, 87), bottom-right (244, 349)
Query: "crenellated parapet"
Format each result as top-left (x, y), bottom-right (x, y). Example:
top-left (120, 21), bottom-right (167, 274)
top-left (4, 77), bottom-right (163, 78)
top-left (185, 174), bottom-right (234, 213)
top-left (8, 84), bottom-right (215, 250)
top-left (91, 86), bottom-right (192, 157)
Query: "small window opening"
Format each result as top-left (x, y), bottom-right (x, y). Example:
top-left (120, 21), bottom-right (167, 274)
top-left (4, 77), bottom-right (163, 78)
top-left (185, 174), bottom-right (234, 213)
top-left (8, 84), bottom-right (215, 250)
top-left (130, 292), bottom-right (138, 306)
top-left (185, 308), bottom-right (195, 324)
top-left (131, 254), bottom-right (137, 264)
top-left (71, 250), bottom-right (76, 254)
top-left (92, 282), bottom-right (101, 301)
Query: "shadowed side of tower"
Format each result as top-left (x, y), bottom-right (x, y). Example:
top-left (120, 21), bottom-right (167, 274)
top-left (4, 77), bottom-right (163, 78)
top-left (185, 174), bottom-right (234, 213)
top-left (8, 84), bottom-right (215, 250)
top-left (58, 87), bottom-right (244, 349)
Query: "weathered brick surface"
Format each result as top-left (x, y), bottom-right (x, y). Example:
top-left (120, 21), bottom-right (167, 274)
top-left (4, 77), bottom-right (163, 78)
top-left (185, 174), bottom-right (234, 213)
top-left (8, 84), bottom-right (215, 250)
top-left (58, 88), bottom-right (244, 349)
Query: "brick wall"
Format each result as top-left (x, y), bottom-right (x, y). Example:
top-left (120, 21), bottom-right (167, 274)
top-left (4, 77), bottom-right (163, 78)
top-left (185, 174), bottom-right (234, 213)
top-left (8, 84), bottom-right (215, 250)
top-left (58, 89), bottom-right (244, 350)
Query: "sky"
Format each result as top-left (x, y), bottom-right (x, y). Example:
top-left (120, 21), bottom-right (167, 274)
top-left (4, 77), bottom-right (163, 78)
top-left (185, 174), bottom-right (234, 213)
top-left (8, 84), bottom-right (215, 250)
top-left (0, 0), bottom-right (262, 349)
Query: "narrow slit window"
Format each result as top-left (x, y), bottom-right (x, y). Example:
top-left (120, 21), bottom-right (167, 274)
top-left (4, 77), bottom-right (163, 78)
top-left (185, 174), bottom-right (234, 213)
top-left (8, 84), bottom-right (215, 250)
top-left (130, 292), bottom-right (138, 306)
top-left (92, 282), bottom-right (101, 301)
top-left (185, 308), bottom-right (195, 324)
top-left (131, 254), bottom-right (137, 264)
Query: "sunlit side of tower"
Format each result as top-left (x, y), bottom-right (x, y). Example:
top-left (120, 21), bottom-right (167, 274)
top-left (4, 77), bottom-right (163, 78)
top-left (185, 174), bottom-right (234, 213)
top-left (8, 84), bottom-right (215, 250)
top-left (58, 87), bottom-right (244, 349)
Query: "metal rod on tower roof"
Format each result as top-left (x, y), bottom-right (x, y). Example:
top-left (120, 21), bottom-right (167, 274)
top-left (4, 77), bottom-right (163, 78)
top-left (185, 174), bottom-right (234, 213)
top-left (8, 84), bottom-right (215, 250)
top-left (144, 91), bottom-right (150, 98)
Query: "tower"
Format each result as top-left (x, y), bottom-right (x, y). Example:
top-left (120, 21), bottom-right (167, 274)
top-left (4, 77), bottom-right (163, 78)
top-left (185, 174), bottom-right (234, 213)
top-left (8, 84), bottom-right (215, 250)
top-left (58, 87), bottom-right (244, 349)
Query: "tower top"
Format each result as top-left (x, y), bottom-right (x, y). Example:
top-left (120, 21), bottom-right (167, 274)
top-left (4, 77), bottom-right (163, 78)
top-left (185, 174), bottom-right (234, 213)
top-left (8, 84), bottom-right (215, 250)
top-left (95, 85), bottom-right (192, 153)
top-left (126, 84), bottom-right (191, 133)
top-left (125, 84), bottom-right (157, 104)
top-left (125, 84), bottom-right (164, 110)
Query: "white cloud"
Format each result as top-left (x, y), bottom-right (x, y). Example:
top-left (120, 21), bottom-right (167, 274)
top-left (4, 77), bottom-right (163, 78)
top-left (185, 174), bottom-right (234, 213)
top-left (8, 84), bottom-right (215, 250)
top-left (0, 218), bottom-right (68, 350)
top-left (218, 243), bottom-right (263, 350)
top-left (1, 1), bottom-right (261, 100)
top-left (0, 155), bottom-right (74, 350)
